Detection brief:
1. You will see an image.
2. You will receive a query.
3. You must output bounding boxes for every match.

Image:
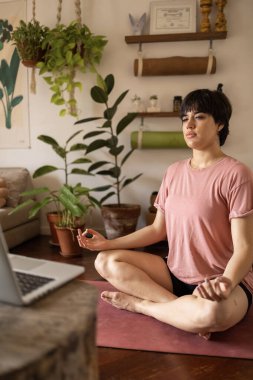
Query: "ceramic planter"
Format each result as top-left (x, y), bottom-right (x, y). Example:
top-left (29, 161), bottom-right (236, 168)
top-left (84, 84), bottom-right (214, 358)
top-left (101, 204), bottom-right (141, 239)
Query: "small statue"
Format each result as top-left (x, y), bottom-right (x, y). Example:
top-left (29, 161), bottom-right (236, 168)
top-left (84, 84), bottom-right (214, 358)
top-left (200, 0), bottom-right (213, 32)
top-left (215, 0), bottom-right (227, 32)
top-left (129, 13), bottom-right (147, 35)
top-left (131, 94), bottom-right (145, 112)
top-left (147, 95), bottom-right (160, 112)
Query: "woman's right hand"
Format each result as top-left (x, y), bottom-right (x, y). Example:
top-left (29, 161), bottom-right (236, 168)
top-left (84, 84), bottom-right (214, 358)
top-left (77, 228), bottom-right (109, 251)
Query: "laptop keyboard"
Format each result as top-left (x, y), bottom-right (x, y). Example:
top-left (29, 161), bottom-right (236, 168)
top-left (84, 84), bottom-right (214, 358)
top-left (15, 271), bottom-right (54, 296)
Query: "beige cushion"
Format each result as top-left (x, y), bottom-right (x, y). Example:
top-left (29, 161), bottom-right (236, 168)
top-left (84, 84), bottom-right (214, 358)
top-left (0, 177), bottom-right (9, 208)
top-left (0, 168), bottom-right (31, 207)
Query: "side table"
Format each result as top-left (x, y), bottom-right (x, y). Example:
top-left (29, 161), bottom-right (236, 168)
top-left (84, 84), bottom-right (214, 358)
top-left (0, 281), bottom-right (98, 380)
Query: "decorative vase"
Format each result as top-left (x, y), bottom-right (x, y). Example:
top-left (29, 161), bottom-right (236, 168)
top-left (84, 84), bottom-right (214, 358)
top-left (101, 204), bottom-right (141, 239)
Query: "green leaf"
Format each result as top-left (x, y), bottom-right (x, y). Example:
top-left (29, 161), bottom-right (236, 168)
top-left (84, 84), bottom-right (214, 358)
top-left (86, 139), bottom-right (108, 154)
top-left (66, 130), bottom-right (83, 144)
top-left (113, 89), bottom-right (129, 109)
top-left (59, 109), bottom-right (67, 117)
top-left (104, 105), bottom-right (117, 120)
top-left (100, 191), bottom-right (115, 204)
top-left (75, 116), bottom-right (102, 125)
top-left (91, 85), bottom-right (108, 103)
top-left (121, 149), bottom-right (135, 166)
top-left (1, 59), bottom-right (13, 95)
top-left (9, 48), bottom-right (20, 91)
top-left (121, 173), bottom-right (142, 189)
top-left (37, 134), bottom-right (59, 147)
top-left (109, 145), bottom-right (124, 156)
top-left (116, 113), bottom-right (137, 135)
top-left (104, 74), bottom-right (114, 94)
top-left (69, 143), bottom-right (87, 152)
top-left (33, 166), bottom-right (58, 178)
top-left (71, 168), bottom-right (91, 176)
top-left (11, 95), bottom-right (23, 107)
top-left (92, 185), bottom-right (112, 192)
top-left (83, 130), bottom-right (105, 139)
top-left (71, 158), bottom-right (91, 164)
top-left (88, 161), bottom-right (108, 172)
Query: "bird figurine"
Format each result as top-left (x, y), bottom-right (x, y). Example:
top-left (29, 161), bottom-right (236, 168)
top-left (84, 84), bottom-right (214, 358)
top-left (129, 13), bottom-right (147, 35)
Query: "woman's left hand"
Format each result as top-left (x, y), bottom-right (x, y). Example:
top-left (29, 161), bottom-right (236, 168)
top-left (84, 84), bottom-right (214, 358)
top-left (196, 276), bottom-right (233, 302)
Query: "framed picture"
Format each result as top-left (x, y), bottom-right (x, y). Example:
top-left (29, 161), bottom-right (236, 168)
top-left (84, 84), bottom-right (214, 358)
top-left (149, 0), bottom-right (197, 34)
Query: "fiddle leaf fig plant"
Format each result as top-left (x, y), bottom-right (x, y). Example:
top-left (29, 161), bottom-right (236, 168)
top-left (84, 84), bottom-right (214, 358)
top-left (37, 21), bottom-right (107, 117)
top-left (75, 73), bottom-right (142, 206)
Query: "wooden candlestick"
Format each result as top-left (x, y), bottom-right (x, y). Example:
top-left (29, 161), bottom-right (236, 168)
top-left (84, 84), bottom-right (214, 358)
top-left (200, 0), bottom-right (213, 32)
top-left (215, 0), bottom-right (227, 32)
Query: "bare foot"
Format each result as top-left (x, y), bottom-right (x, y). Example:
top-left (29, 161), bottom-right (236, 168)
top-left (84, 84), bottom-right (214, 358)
top-left (101, 291), bottom-right (143, 313)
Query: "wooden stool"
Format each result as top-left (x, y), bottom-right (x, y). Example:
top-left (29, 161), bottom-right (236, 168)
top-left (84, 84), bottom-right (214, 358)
top-left (0, 281), bottom-right (98, 380)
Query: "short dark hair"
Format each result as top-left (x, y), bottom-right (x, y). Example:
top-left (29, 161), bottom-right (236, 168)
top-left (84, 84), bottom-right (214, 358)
top-left (180, 87), bottom-right (232, 146)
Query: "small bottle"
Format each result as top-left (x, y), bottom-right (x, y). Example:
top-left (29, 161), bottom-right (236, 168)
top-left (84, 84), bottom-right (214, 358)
top-left (173, 96), bottom-right (182, 112)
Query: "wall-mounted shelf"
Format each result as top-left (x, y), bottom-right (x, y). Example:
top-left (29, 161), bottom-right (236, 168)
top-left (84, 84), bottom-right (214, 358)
top-left (137, 112), bottom-right (179, 118)
top-left (125, 31), bottom-right (227, 44)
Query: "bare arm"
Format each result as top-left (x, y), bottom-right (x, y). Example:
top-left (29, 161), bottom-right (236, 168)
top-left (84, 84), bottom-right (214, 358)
top-left (197, 214), bottom-right (253, 301)
top-left (78, 209), bottom-right (167, 251)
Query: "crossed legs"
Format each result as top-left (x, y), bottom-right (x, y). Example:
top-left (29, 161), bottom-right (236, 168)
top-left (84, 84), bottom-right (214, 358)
top-left (95, 249), bottom-right (249, 336)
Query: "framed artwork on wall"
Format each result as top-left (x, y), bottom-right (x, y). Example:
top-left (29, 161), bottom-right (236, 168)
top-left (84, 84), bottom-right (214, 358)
top-left (149, 0), bottom-right (197, 34)
top-left (0, 0), bottom-right (30, 149)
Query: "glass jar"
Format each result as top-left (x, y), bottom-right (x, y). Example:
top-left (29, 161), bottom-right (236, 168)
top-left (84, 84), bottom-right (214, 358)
top-left (173, 96), bottom-right (182, 112)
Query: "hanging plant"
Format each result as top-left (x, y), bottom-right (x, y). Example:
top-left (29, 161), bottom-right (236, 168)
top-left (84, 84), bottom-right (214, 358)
top-left (11, 20), bottom-right (48, 67)
top-left (37, 21), bottom-right (107, 117)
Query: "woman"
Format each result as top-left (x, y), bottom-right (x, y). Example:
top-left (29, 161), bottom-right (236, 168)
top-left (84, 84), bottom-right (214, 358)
top-left (78, 87), bottom-right (253, 339)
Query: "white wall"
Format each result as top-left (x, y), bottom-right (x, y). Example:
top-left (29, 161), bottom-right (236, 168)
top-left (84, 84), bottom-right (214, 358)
top-left (0, 0), bottom-right (253, 234)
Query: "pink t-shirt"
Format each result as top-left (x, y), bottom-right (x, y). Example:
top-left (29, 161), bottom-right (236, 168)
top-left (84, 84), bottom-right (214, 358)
top-left (155, 156), bottom-right (253, 293)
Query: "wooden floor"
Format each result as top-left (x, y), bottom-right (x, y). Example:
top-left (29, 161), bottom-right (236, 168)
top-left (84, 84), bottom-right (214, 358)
top-left (13, 235), bottom-right (253, 380)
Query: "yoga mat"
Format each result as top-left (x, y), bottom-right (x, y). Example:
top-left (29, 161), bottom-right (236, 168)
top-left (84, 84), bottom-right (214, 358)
top-left (131, 131), bottom-right (188, 149)
top-left (134, 56), bottom-right (216, 76)
top-left (88, 281), bottom-right (253, 359)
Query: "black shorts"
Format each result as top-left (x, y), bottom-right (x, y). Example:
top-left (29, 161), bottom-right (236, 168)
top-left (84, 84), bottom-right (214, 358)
top-left (163, 258), bottom-right (252, 311)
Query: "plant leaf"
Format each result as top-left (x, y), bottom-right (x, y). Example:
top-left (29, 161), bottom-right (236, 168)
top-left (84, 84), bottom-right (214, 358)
top-left (91, 85), bottom-right (108, 103)
top-left (121, 173), bottom-right (142, 189)
top-left (33, 166), bottom-right (58, 178)
top-left (116, 113), bottom-right (137, 135)
top-left (75, 116), bottom-right (102, 125)
top-left (86, 139), bottom-right (108, 154)
top-left (88, 160), bottom-right (108, 172)
top-left (121, 149), bottom-right (135, 166)
top-left (104, 74), bottom-right (114, 94)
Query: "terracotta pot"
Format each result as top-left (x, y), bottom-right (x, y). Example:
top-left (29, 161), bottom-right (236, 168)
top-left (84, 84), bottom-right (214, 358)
top-left (101, 204), bottom-right (141, 239)
top-left (55, 226), bottom-right (84, 257)
top-left (46, 212), bottom-right (62, 246)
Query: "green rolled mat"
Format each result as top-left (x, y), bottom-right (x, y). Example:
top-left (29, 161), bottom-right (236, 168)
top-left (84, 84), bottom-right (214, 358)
top-left (131, 131), bottom-right (188, 149)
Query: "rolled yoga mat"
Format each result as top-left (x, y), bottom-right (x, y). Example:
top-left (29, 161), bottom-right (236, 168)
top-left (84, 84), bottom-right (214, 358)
top-left (131, 131), bottom-right (188, 149)
top-left (134, 56), bottom-right (216, 76)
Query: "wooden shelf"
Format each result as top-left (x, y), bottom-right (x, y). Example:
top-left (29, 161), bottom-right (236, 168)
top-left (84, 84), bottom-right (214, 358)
top-left (137, 112), bottom-right (179, 118)
top-left (125, 31), bottom-right (227, 44)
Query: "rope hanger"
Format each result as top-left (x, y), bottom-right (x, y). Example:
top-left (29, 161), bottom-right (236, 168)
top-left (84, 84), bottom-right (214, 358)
top-left (30, 0), bottom-right (37, 94)
top-left (29, 0), bottom-right (83, 95)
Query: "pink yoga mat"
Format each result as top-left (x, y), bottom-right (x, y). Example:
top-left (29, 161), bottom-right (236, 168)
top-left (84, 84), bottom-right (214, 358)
top-left (88, 281), bottom-right (253, 359)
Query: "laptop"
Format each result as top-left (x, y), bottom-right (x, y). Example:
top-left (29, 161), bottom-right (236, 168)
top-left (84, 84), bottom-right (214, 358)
top-left (0, 227), bottom-right (85, 306)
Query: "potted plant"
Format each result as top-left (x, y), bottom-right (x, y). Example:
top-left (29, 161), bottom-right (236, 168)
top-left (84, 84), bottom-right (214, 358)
top-left (11, 20), bottom-right (48, 67)
top-left (75, 73), bottom-right (142, 239)
top-left (37, 21), bottom-right (107, 117)
top-left (10, 130), bottom-right (103, 245)
top-left (54, 184), bottom-right (92, 257)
